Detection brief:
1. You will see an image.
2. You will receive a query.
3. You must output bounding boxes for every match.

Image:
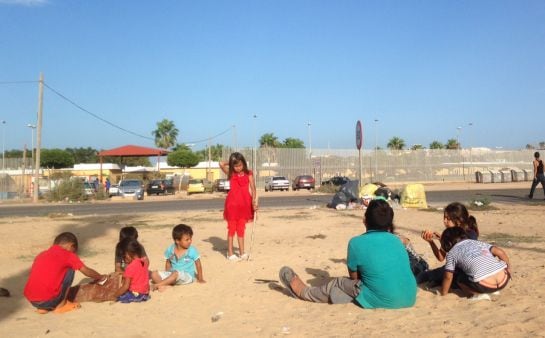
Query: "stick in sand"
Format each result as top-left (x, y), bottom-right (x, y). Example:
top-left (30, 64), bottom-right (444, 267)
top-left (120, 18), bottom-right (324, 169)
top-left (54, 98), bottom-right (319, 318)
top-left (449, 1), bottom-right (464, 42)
top-left (247, 195), bottom-right (258, 260)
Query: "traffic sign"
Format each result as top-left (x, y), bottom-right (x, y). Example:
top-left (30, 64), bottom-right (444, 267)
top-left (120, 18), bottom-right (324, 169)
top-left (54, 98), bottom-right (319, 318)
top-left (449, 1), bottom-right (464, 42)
top-left (356, 120), bottom-right (363, 150)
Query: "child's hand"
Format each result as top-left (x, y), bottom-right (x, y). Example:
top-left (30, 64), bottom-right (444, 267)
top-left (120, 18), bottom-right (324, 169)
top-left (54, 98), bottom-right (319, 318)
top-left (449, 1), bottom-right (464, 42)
top-left (253, 200), bottom-right (259, 210)
top-left (421, 230), bottom-right (435, 242)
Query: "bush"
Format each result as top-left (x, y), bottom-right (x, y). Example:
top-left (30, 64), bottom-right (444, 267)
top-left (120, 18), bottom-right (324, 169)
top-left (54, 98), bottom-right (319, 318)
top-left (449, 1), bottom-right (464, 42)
top-left (316, 184), bottom-right (340, 194)
top-left (47, 180), bottom-right (89, 202)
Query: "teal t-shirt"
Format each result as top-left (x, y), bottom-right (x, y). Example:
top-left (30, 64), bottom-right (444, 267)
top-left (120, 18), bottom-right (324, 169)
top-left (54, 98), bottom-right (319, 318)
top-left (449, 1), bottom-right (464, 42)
top-left (347, 230), bottom-right (416, 309)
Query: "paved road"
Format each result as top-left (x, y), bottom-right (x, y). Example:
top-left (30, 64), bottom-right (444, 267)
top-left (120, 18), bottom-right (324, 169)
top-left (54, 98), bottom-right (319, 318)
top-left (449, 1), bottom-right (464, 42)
top-left (0, 187), bottom-right (538, 218)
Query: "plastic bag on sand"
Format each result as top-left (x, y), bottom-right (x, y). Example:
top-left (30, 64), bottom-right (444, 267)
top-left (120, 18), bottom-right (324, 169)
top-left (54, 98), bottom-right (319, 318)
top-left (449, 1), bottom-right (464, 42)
top-left (400, 184), bottom-right (427, 208)
top-left (359, 183), bottom-right (378, 199)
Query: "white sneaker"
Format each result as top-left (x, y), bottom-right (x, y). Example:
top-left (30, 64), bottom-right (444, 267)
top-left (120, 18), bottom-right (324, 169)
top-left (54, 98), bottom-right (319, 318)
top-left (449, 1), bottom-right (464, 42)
top-left (240, 253), bottom-right (249, 261)
top-left (227, 254), bottom-right (240, 262)
top-left (491, 291), bottom-right (501, 296)
top-left (470, 294), bottom-right (491, 301)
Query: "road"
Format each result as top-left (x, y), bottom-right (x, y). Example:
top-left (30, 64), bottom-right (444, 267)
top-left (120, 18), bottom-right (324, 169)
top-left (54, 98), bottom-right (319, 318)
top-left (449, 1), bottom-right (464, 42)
top-left (0, 187), bottom-right (537, 218)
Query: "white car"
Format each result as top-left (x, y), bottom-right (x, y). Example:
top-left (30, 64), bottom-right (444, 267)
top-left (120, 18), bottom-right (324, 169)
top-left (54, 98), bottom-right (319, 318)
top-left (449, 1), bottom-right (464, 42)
top-left (264, 176), bottom-right (290, 192)
top-left (109, 184), bottom-right (119, 197)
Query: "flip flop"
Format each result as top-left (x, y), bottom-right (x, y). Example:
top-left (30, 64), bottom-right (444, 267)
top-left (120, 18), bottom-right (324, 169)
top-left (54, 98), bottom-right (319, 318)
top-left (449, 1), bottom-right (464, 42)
top-left (279, 266), bottom-right (298, 298)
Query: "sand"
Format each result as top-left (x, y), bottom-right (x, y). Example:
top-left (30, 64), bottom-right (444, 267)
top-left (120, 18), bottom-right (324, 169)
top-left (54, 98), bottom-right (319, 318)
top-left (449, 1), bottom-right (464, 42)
top-left (0, 186), bottom-right (544, 337)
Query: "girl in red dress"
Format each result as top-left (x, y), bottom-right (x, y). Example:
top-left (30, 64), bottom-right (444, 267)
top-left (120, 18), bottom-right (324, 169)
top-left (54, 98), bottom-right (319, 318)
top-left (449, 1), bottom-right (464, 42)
top-left (219, 152), bottom-right (258, 261)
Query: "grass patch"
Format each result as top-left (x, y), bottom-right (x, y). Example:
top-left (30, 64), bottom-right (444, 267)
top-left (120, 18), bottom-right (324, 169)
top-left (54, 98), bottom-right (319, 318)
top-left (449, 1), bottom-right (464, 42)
top-left (271, 212), bottom-right (313, 220)
top-left (481, 232), bottom-right (543, 245)
top-left (467, 196), bottom-right (498, 211)
top-left (16, 255), bottom-right (35, 261)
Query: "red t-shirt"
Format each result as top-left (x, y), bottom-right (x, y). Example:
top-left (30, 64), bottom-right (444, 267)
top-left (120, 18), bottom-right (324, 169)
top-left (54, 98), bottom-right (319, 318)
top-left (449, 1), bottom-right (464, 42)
top-left (24, 245), bottom-right (84, 302)
top-left (124, 258), bottom-right (149, 294)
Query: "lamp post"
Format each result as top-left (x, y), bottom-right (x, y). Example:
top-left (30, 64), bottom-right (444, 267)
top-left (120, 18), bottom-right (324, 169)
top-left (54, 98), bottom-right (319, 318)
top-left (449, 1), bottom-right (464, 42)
top-left (1, 120), bottom-right (6, 172)
top-left (374, 119), bottom-right (379, 181)
top-left (456, 126), bottom-right (464, 180)
top-left (253, 114), bottom-right (258, 172)
top-left (27, 124), bottom-right (36, 176)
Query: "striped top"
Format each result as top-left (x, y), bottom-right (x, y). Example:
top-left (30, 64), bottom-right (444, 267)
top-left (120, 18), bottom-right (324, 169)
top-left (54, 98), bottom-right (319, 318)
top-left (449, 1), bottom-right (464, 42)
top-left (445, 239), bottom-right (507, 282)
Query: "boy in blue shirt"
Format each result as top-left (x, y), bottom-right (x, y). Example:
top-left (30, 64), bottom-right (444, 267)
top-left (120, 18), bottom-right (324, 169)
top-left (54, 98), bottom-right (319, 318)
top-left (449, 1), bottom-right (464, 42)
top-left (151, 224), bottom-right (205, 291)
top-left (279, 199), bottom-right (416, 309)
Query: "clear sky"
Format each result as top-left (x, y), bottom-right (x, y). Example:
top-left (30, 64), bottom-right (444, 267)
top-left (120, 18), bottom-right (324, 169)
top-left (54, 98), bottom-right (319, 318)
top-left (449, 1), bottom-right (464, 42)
top-left (1, 0), bottom-right (544, 152)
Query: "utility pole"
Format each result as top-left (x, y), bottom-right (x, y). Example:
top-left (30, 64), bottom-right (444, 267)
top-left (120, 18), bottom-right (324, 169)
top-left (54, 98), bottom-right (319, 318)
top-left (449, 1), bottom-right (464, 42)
top-left (33, 73), bottom-right (43, 203)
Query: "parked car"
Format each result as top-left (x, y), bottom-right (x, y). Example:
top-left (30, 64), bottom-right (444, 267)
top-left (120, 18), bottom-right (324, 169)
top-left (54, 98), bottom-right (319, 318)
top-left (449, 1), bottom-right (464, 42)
top-left (264, 176), bottom-right (290, 192)
top-left (321, 176), bottom-right (350, 186)
top-left (187, 179), bottom-right (212, 195)
top-left (118, 179), bottom-right (145, 200)
top-left (83, 182), bottom-right (96, 196)
top-left (109, 184), bottom-right (119, 197)
top-left (146, 179), bottom-right (175, 196)
top-left (214, 178), bottom-right (230, 192)
top-left (292, 175), bottom-right (315, 190)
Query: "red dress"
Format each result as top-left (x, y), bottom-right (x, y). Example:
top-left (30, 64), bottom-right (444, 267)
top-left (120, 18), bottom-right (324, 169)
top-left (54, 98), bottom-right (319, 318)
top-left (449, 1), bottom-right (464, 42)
top-left (223, 170), bottom-right (254, 222)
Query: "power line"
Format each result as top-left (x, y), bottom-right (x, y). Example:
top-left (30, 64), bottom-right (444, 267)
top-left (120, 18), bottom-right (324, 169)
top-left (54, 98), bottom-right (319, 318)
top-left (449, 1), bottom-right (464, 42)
top-left (0, 80), bottom-right (39, 84)
top-left (182, 127), bottom-right (232, 145)
top-left (43, 82), bottom-right (154, 141)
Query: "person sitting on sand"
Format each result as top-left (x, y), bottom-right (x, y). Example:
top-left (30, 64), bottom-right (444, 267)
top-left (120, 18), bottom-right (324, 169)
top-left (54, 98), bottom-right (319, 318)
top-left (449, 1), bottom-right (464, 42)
top-left (24, 232), bottom-right (106, 314)
top-left (150, 224), bottom-right (205, 291)
top-left (114, 226), bottom-right (149, 272)
top-left (438, 227), bottom-right (511, 301)
top-left (279, 199), bottom-right (417, 308)
top-left (114, 238), bottom-right (150, 303)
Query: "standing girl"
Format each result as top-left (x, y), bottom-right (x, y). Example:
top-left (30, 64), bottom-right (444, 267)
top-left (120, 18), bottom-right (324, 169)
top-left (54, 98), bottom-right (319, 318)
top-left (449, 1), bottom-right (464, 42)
top-left (219, 152), bottom-right (258, 261)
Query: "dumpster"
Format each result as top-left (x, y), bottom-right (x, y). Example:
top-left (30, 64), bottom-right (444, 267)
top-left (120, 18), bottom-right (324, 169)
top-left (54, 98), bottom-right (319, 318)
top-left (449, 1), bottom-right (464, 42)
top-left (522, 169), bottom-right (533, 181)
top-left (475, 171), bottom-right (492, 183)
top-left (489, 170), bottom-right (502, 183)
top-left (500, 169), bottom-right (512, 183)
top-left (510, 168), bottom-right (525, 182)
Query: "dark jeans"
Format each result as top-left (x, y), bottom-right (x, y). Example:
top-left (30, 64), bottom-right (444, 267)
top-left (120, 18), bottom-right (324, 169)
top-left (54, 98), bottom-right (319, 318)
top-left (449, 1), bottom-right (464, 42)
top-left (529, 174), bottom-right (545, 198)
top-left (416, 266), bottom-right (460, 289)
top-left (31, 269), bottom-right (75, 310)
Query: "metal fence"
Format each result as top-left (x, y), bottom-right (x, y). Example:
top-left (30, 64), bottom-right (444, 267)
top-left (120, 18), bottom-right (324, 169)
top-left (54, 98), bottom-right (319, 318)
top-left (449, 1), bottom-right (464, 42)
top-left (0, 149), bottom-right (536, 199)
top-left (222, 148), bottom-right (535, 188)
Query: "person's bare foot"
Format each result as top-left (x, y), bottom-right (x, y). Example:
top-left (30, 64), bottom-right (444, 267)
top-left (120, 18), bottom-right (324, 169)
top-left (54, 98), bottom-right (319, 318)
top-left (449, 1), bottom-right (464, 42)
top-left (152, 284), bottom-right (172, 292)
top-left (36, 308), bottom-right (49, 314)
top-left (53, 301), bottom-right (80, 314)
top-left (289, 275), bottom-right (307, 298)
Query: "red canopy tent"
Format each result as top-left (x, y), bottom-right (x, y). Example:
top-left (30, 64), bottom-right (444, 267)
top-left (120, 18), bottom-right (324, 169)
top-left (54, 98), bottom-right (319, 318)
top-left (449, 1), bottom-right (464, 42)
top-left (97, 145), bottom-right (170, 181)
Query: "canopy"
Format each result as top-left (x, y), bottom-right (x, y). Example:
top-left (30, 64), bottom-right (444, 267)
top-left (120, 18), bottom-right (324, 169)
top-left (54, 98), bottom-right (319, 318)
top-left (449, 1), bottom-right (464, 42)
top-left (98, 145), bottom-right (169, 157)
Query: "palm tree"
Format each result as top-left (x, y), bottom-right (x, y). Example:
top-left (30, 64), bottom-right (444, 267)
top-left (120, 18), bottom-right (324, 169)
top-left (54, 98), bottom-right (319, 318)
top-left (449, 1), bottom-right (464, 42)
top-left (387, 137), bottom-right (405, 150)
top-left (259, 133), bottom-right (280, 148)
top-left (446, 138), bottom-right (460, 150)
top-left (429, 141), bottom-right (444, 149)
top-left (152, 119), bottom-right (179, 149)
top-left (411, 144), bottom-right (424, 150)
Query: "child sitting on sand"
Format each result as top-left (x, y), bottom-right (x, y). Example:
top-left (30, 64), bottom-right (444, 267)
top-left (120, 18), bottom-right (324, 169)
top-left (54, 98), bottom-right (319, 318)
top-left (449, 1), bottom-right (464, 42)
top-left (115, 226), bottom-right (149, 272)
top-left (114, 238), bottom-right (150, 303)
top-left (150, 224), bottom-right (205, 290)
top-left (24, 232), bottom-right (106, 314)
top-left (438, 227), bottom-right (511, 301)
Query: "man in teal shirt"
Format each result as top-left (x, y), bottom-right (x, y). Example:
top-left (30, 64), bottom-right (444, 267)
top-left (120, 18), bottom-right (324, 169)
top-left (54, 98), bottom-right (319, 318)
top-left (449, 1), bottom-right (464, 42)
top-left (279, 200), bottom-right (416, 309)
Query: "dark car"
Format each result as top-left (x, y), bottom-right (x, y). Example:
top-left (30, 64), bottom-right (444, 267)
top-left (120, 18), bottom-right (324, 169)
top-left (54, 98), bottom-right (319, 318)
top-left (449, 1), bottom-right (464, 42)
top-left (321, 176), bottom-right (350, 186)
top-left (214, 178), bottom-right (230, 192)
top-left (146, 179), bottom-right (175, 196)
top-left (292, 175), bottom-right (315, 190)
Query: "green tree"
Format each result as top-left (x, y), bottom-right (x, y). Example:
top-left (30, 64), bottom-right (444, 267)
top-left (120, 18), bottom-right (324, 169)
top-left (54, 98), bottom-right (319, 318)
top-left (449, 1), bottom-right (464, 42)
top-left (65, 147), bottom-right (98, 163)
top-left (167, 149), bottom-right (200, 168)
top-left (411, 144), bottom-right (424, 150)
top-left (41, 149), bottom-right (75, 168)
top-left (429, 141), bottom-right (444, 149)
top-left (5, 149), bottom-right (24, 158)
top-left (102, 156), bottom-right (151, 166)
top-left (526, 144), bottom-right (535, 150)
top-left (282, 137), bottom-right (305, 148)
top-left (152, 119), bottom-right (179, 149)
top-left (446, 139), bottom-right (460, 150)
top-left (259, 133), bottom-right (280, 148)
top-left (387, 137), bottom-right (405, 150)
top-left (195, 144), bottom-right (224, 161)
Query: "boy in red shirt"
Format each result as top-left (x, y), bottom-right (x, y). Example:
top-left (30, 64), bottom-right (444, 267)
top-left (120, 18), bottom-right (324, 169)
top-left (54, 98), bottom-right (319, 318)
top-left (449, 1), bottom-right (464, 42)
top-left (24, 232), bottom-right (106, 314)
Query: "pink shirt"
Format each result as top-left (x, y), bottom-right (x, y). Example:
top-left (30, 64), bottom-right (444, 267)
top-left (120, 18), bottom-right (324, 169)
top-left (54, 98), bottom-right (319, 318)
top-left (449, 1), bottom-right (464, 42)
top-left (124, 258), bottom-right (149, 294)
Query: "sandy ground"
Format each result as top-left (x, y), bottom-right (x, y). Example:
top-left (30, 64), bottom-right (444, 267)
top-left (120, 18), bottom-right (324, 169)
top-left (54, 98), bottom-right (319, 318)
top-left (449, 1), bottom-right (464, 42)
top-left (1, 183), bottom-right (544, 337)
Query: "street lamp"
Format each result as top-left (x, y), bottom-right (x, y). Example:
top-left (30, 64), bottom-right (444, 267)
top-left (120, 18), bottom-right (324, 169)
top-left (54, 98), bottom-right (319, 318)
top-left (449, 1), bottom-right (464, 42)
top-left (1, 120), bottom-right (6, 172)
top-left (27, 124), bottom-right (36, 175)
top-left (456, 126), bottom-right (462, 149)
top-left (253, 114), bottom-right (258, 172)
top-left (307, 121), bottom-right (312, 158)
top-left (374, 119), bottom-right (379, 181)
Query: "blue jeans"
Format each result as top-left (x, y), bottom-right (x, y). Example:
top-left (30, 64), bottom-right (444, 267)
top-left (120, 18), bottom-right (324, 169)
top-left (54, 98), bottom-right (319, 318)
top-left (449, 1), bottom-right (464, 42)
top-left (529, 173), bottom-right (545, 198)
top-left (31, 269), bottom-right (75, 310)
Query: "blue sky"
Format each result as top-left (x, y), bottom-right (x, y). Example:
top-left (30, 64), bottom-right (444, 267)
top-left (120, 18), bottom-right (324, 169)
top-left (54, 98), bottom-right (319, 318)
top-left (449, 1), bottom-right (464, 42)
top-left (1, 0), bottom-right (544, 152)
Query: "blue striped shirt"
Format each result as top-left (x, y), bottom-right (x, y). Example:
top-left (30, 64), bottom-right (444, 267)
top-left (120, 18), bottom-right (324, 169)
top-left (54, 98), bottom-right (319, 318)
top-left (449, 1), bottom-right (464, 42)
top-left (445, 239), bottom-right (507, 282)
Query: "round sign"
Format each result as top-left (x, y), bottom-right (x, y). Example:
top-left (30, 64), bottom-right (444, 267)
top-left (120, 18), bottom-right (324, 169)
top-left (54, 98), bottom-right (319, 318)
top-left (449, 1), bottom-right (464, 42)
top-left (356, 120), bottom-right (363, 150)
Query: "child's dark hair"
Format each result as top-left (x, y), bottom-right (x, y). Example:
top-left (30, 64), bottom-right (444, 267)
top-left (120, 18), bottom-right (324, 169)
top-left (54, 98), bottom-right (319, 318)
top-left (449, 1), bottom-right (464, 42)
top-left (172, 224), bottom-right (193, 240)
top-left (364, 199), bottom-right (394, 231)
top-left (119, 226), bottom-right (138, 241)
top-left (440, 227), bottom-right (468, 252)
top-left (118, 238), bottom-right (145, 259)
top-left (54, 232), bottom-right (78, 251)
top-left (227, 152), bottom-right (249, 179)
top-left (444, 202), bottom-right (479, 237)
